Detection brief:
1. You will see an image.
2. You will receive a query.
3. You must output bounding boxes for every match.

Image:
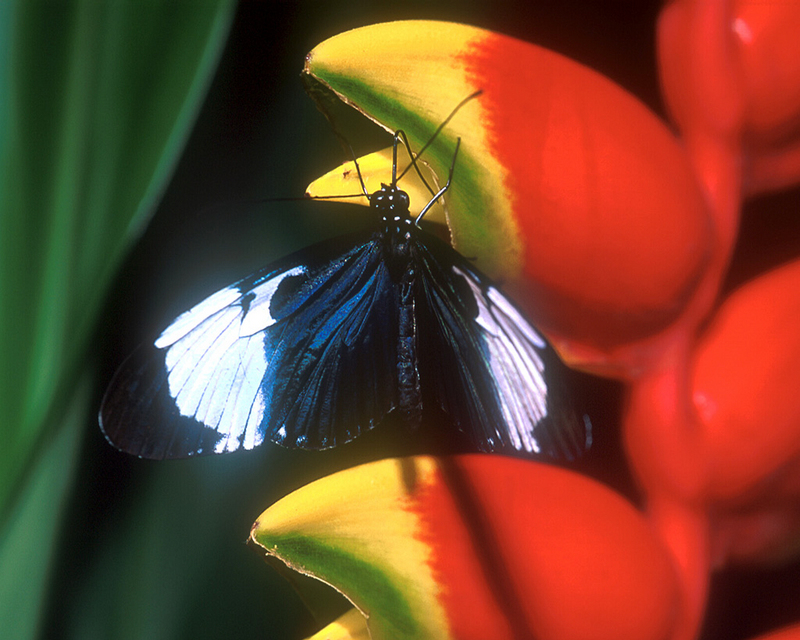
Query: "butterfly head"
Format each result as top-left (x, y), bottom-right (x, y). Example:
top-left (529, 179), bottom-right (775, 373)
top-left (371, 183), bottom-right (414, 238)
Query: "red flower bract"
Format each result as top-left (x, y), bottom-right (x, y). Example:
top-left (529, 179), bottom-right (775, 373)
top-left (470, 34), bottom-right (712, 354)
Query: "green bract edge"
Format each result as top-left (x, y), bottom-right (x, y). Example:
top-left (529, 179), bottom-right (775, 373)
top-left (306, 65), bottom-right (507, 278)
top-left (261, 534), bottom-right (421, 640)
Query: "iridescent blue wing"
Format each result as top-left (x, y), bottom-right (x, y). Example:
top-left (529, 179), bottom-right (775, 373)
top-left (100, 231), bottom-right (401, 459)
top-left (413, 231), bottom-right (590, 460)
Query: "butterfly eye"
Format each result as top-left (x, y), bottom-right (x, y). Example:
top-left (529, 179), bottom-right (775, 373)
top-left (368, 186), bottom-right (387, 207)
top-left (393, 191), bottom-right (410, 210)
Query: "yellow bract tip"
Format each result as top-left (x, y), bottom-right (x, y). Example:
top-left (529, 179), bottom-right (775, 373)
top-left (306, 147), bottom-right (447, 224)
top-left (304, 608), bottom-right (370, 640)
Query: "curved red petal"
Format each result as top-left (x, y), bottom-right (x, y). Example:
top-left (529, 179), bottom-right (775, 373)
top-left (468, 33), bottom-right (713, 357)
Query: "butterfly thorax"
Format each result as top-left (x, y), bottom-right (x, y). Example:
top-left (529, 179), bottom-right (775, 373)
top-left (370, 184), bottom-right (416, 277)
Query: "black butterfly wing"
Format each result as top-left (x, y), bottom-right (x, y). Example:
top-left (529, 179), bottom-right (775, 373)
top-left (100, 231), bottom-right (402, 459)
top-left (414, 231), bottom-right (589, 460)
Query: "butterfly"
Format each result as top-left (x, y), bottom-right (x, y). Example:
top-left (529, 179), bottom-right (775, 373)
top-left (100, 128), bottom-right (590, 461)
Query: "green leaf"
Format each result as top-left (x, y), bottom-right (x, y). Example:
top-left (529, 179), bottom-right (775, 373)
top-left (0, 0), bottom-right (235, 636)
top-left (0, 373), bottom-right (88, 639)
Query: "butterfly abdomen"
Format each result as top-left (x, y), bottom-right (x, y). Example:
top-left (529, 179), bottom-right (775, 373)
top-left (397, 265), bottom-right (422, 422)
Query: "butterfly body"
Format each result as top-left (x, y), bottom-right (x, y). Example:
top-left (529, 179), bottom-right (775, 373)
top-left (373, 184), bottom-right (421, 422)
top-left (101, 162), bottom-right (588, 461)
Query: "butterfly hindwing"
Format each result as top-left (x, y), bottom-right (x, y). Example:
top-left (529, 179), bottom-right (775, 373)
top-left (100, 231), bottom-right (402, 459)
top-left (413, 231), bottom-right (588, 460)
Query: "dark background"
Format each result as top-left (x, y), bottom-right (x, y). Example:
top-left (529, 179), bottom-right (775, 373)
top-left (44, 1), bottom-right (800, 638)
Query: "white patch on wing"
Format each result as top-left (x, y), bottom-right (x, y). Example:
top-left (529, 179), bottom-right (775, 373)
top-left (171, 308), bottom-right (241, 419)
top-left (153, 273), bottom-right (295, 452)
top-left (148, 264), bottom-right (312, 452)
top-left (163, 315), bottom-right (271, 454)
top-left (218, 334), bottom-right (268, 451)
top-left (453, 266), bottom-right (548, 453)
top-left (156, 287), bottom-right (241, 348)
top-left (238, 266), bottom-right (306, 337)
top-left (487, 287), bottom-right (546, 348)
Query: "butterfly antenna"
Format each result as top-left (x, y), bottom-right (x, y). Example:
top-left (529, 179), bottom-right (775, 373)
top-left (415, 137), bottom-right (461, 225)
top-left (348, 138), bottom-right (371, 198)
top-left (307, 126), bottom-right (370, 201)
top-left (303, 73), bottom-right (371, 199)
top-left (395, 129), bottom-right (437, 197)
top-left (391, 130), bottom-right (402, 186)
top-left (396, 89), bottom-right (482, 182)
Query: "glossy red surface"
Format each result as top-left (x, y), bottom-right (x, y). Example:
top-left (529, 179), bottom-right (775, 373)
top-left (468, 32), bottom-right (713, 359)
top-left (415, 456), bottom-right (679, 640)
top-left (468, 3), bottom-right (800, 637)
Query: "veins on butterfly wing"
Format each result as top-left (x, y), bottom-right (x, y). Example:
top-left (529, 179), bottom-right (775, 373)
top-left (240, 291), bottom-right (256, 319)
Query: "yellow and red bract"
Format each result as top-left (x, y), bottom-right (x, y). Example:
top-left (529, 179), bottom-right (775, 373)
top-left (251, 455), bottom-right (680, 640)
top-left (305, 20), bottom-right (713, 371)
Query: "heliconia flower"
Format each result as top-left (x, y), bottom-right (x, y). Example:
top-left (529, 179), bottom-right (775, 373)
top-left (692, 258), bottom-right (800, 564)
top-left (658, 0), bottom-right (800, 196)
top-left (621, 258), bottom-right (800, 639)
top-left (618, 4), bottom-right (800, 633)
top-left (747, 624), bottom-right (800, 640)
top-left (304, 20), bottom-right (714, 373)
top-left (251, 455), bottom-right (680, 640)
top-left (290, 13), bottom-right (800, 640)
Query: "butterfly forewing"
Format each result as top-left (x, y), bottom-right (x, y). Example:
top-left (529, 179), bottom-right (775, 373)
top-left (259, 244), bottom-right (400, 447)
top-left (413, 231), bottom-right (588, 460)
top-left (100, 230), bottom-right (403, 459)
